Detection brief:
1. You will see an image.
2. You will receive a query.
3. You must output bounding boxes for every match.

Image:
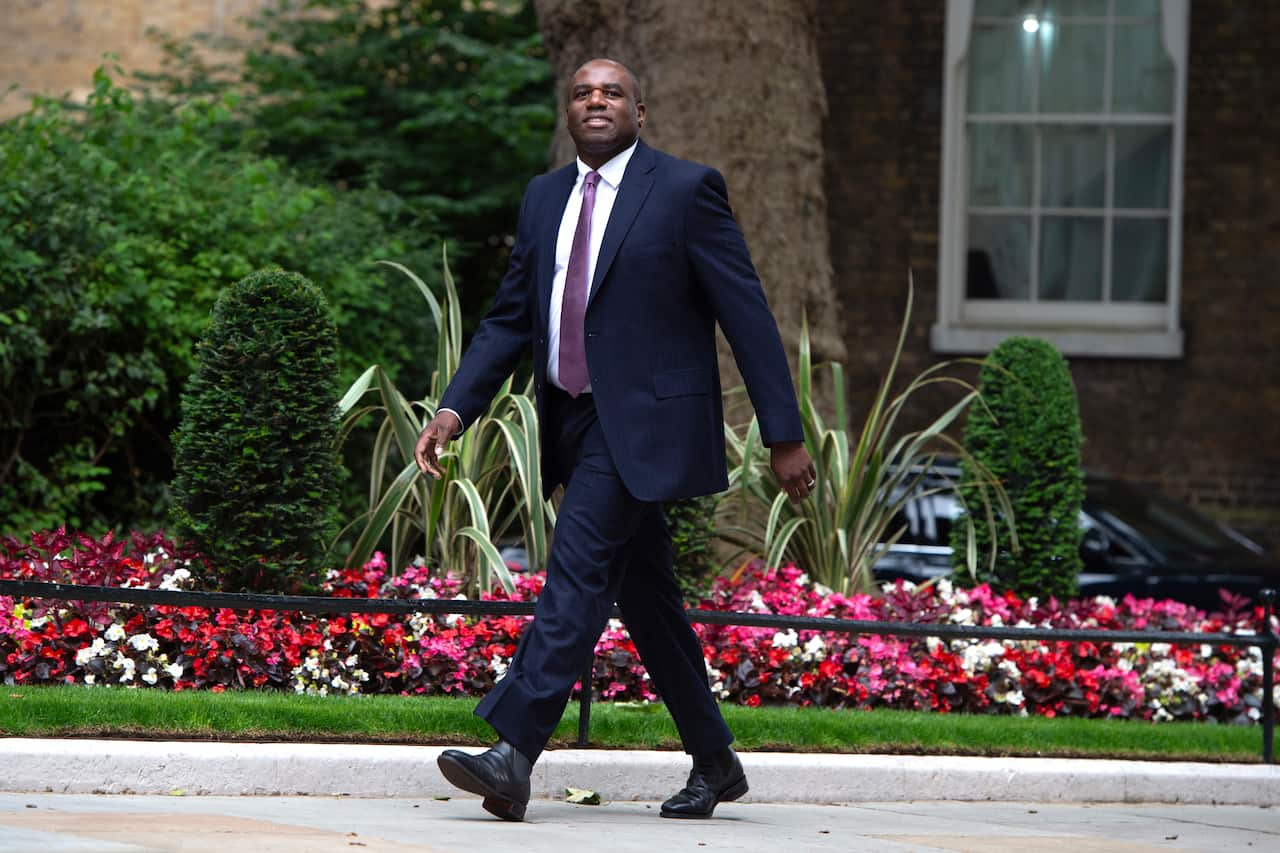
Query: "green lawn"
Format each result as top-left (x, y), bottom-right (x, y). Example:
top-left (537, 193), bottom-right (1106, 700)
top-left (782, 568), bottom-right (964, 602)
top-left (0, 685), bottom-right (1263, 763)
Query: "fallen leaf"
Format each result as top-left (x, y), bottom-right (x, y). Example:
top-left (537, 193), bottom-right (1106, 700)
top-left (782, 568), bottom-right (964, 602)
top-left (9, 694), bottom-right (24, 699)
top-left (1165, 836), bottom-right (1178, 841)
top-left (564, 787), bottom-right (601, 805)
top-left (168, 790), bottom-right (186, 797)
top-left (433, 795), bottom-right (450, 801)
top-left (24, 804), bottom-right (36, 809)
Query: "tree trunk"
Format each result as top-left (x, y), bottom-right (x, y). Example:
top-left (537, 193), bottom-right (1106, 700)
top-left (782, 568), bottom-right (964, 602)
top-left (532, 0), bottom-right (845, 404)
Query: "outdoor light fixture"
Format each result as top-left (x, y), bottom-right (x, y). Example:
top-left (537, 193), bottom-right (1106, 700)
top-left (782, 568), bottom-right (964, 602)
top-left (1023, 16), bottom-right (1040, 33)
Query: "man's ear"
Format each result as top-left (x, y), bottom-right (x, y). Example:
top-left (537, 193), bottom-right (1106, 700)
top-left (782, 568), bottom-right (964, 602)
top-left (636, 102), bottom-right (646, 128)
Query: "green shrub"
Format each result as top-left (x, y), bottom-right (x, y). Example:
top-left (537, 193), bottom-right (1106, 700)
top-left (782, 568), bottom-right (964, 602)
top-left (171, 269), bottom-right (341, 592)
top-left (951, 336), bottom-right (1085, 599)
top-left (143, 0), bottom-right (555, 327)
top-left (664, 495), bottom-right (721, 603)
top-left (0, 68), bottom-right (437, 536)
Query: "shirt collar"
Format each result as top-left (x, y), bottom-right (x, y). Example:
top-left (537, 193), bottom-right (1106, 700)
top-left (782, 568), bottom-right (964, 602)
top-left (576, 139), bottom-right (639, 190)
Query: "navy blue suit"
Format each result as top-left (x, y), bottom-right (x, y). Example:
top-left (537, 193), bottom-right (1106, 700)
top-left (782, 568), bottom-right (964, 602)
top-left (439, 139), bottom-right (801, 760)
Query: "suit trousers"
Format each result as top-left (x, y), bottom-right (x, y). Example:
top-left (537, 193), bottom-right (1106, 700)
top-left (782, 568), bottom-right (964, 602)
top-left (475, 387), bottom-right (733, 762)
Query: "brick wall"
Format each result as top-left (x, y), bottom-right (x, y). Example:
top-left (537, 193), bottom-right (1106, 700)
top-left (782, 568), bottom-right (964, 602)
top-left (818, 1), bottom-right (1280, 548)
top-left (0, 0), bottom-right (277, 119)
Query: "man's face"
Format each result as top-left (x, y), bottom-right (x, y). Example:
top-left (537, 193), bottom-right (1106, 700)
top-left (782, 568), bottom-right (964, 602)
top-left (566, 60), bottom-right (645, 166)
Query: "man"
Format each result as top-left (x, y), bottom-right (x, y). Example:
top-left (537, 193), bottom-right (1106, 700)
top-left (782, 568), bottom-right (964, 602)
top-left (413, 58), bottom-right (816, 822)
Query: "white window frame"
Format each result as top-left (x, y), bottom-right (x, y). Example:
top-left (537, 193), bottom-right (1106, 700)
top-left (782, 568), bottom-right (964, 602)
top-left (933, 0), bottom-right (1189, 359)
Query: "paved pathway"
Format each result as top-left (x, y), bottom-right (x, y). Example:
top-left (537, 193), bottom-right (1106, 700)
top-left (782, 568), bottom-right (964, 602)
top-left (0, 794), bottom-right (1276, 852)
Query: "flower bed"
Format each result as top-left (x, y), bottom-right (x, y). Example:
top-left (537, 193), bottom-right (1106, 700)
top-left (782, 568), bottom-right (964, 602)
top-left (2, 529), bottom-right (1276, 724)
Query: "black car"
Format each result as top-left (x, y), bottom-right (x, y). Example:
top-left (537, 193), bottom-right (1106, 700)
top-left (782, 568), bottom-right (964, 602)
top-left (874, 465), bottom-right (1280, 610)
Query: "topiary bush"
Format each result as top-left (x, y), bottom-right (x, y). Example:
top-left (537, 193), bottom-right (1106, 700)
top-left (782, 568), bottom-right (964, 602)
top-left (951, 336), bottom-right (1085, 600)
top-left (664, 495), bottom-right (721, 604)
top-left (171, 269), bottom-right (341, 592)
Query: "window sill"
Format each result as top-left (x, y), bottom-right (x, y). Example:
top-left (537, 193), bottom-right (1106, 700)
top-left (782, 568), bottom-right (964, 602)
top-left (930, 324), bottom-right (1185, 359)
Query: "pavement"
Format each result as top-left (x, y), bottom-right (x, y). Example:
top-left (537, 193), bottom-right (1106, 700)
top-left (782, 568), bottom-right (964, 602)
top-left (0, 740), bottom-right (1278, 852)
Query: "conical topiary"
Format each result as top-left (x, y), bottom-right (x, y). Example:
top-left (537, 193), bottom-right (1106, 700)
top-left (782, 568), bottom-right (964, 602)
top-left (171, 269), bottom-right (340, 592)
top-left (951, 336), bottom-right (1085, 600)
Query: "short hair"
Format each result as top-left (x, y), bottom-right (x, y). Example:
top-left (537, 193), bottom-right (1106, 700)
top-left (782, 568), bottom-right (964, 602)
top-left (574, 58), bottom-right (644, 103)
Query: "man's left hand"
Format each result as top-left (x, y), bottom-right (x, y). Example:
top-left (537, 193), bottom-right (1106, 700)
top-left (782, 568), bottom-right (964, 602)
top-left (770, 440), bottom-right (817, 502)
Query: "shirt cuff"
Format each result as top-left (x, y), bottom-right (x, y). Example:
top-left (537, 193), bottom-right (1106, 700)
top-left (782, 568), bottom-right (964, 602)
top-left (437, 407), bottom-right (465, 437)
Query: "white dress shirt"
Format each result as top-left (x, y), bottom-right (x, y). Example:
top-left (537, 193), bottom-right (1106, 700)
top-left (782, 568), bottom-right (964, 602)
top-left (547, 140), bottom-right (637, 393)
top-left (439, 140), bottom-right (638, 431)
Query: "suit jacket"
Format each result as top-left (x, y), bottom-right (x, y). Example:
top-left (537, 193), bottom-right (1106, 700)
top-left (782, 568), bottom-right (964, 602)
top-left (439, 139), bottom-right (802, 502)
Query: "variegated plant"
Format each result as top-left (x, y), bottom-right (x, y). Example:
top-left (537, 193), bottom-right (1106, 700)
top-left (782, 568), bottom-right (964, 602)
top-left (719, 276), bottom-right (1016, 595)
top-left (334, 248), bottom-right (553, 595)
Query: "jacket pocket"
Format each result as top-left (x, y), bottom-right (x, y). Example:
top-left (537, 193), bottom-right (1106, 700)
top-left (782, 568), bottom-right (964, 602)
top-left (654, 367), bottom-right (712, 399)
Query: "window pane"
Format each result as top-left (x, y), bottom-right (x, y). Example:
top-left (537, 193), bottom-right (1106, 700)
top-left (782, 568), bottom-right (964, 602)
top-left (967, 215), bottom-right (1032, 300)
top-left (1122, 0), bottom-right (1163, 17)
top-left (1041, 216), bottom-right (1103, 301)
top-left (1041, 125), bottom-right (1106, 208)
top-left (1041, 23), bottom-right (1106, 112)
top-left (975, 0), bottom-right (1038, 16)
top-left (1112, 218), bottom-right (1169, 302)
top-left (969, 124), bottom-right (1033, 207)
top-left (1113, 22), bottom-right (1175, 113)
top-left (969, 24), bottom-right (1035, 113)
top-left (1114, 126), bottom-right (1171, 208)
top-left (1043, 0), bottom-right (1107, 16)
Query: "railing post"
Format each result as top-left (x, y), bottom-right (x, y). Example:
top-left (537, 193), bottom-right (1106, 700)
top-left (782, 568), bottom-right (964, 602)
top-left (576, 656), bottom-right (594, 747)
top-left (1261, 588), bottom-right (1276, 764)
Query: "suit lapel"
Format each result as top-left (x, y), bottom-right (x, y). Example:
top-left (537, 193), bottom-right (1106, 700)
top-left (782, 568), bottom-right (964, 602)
top-left (588, 141), bottom-right (656, 305)
top-left (537, 163), bottom-right (579, 329)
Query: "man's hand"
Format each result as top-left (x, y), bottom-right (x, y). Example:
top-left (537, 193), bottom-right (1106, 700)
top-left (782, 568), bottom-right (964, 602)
top-left (414, 410), bottom-right (463, 479)
top-left (770, 440), bottom-right (817, 502)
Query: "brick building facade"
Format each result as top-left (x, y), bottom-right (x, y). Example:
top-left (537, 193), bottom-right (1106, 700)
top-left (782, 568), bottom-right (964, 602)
top-left (819, 1), bottom-right (1280, 548)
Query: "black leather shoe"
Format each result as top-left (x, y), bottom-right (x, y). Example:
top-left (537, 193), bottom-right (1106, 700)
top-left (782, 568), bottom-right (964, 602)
top-left (660, 747), bottom-right (748, 819)
top-left (437, 740), bottom-right (533, 821)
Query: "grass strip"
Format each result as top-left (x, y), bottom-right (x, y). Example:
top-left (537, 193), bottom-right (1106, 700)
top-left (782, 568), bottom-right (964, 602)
top-left (0, 685), bottom-right (1263, 763)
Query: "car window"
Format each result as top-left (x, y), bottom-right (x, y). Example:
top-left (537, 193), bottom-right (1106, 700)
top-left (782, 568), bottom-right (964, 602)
top-left (1085, 477), bottom-right (1259, 558)
top-left (893, 489), bottom-right (959, 546)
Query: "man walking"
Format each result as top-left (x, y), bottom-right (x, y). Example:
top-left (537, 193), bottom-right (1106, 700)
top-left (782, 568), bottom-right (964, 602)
top-left (413, 58), bottom-right (815, 821)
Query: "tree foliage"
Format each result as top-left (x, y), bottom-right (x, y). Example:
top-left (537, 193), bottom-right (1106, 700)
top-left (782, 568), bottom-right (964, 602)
top-left (144, 0), bottom-right (555, 320)
top-left (171, 269), bottom-right (341, 592)
top-left (0, 68), bottom-right (437, 536)
top-left (952, 337), bottom-right (1085, 600)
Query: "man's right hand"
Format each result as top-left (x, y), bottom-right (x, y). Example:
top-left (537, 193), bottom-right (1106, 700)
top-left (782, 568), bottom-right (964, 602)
top-left (414, 410), bottom-right (463, 479)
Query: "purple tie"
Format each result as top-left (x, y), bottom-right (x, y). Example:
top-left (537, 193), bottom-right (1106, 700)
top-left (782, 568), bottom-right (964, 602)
top-left (558, 170), bottom-right (600, 397)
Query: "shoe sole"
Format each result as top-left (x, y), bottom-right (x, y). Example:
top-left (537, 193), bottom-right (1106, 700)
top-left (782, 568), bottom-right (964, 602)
top-left (659, 776), bottom-right (749, 820)
top-left (436, 754), bottom-right (528, 822)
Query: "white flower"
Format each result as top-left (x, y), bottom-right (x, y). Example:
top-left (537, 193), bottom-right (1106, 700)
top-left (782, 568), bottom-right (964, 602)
top-left (1005, 689), bottom-right (1025, 706)
top-left (796, 573), bottom-right (810, 586)
top-left (925, 636), bottom-right (943, 654)
top-left (813, 582), bottom-right (833, 597)
top-left (491, 654), bottom-right (509, 680)
top-left (998, 659), bottom-right (1021, 679)
top-left (165, 663), bottom-right (184, 680)
top-left (1094, 595), bottom-right (1116, 608)
top-left (331, 676), bottom-right (349, 691)
top-left (771, 629), bottom-right (798, 649)
top-left (75, 646), bottom-right (96, 666)
top-left (84, 674), bottom-right (96, 686)
top-left (1201, 644), bottom-right (1213, 659)
top-left (104, 624), bottom-right (126, 642)
top-left (1116, 657), bottom-right (1133, 672)
top-left (345, 655), bottom-right (359, 668)
top-left (128, 633), bottom-right (159, 652)
top-left (1149, 643), bottom-right (1172, 656)
top-left (142, 668), bottom-right (159, 685)
top-left (936, 578), bottom-right (954, 601)
top-left (949, 608), bottom-right (975, 625)
top-left (802, 635), bottom-right (827, 661)
top-left (118, 669), bottom-right (134, 683)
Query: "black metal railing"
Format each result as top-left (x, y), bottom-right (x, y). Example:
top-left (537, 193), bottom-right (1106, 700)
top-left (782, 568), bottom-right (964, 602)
top-left (1, 579), bottom-right (1275, 762)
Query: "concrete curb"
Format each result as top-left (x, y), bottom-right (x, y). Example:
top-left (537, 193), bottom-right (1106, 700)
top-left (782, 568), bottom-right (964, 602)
top-left (3, 738), bottom-right (1278, 805)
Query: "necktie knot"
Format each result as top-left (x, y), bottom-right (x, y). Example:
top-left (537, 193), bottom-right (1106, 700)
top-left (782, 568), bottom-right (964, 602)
top-left (584, 170), bottom-right (600, 190)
